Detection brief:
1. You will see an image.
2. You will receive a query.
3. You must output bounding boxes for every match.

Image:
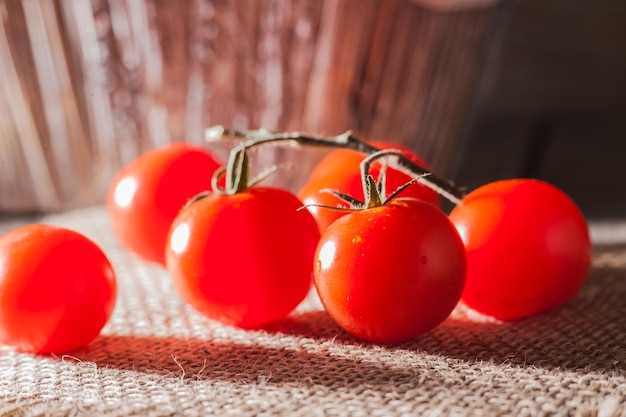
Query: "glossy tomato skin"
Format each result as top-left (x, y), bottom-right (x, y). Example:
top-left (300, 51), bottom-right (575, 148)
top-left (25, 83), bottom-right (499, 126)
top-left (0, 225), bottom-right (117, 354)
top-left (299, 141), bottom-right (440, 233)
top-left (165, 187), bottom-right (320, 329)
top-left (314, 198), bottom-right (466, 344)
top-left (449, 179), bottom-right (591, 321)
top-left (107, 143), bottom-right (220, 265)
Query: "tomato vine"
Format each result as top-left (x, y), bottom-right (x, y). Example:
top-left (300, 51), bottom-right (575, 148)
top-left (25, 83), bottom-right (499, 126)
top-left (205, 125), bottom-right (464, 205)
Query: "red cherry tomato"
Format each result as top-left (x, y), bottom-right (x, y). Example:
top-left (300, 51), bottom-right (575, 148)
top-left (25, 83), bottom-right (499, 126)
top-left (314, 198), bottom-right (466, 344)
top-left (165, 187), bottom-right (320, 329)
top-left (106, 143), bottom-right (221, 265)
top-left (0, 225), bottom-right (117, 354)
top-left (299, 141), bottom-right (439, 233)
top-left (449, 179), bottom-right (591, 321)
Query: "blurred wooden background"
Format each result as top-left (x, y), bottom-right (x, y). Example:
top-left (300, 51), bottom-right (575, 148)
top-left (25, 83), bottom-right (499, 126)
top-left (456, 0), bottom-right (626, 219)
top-left (0, 0), bottom-right (506, 213)
top-left (1, 0), bottom-right (624, 219)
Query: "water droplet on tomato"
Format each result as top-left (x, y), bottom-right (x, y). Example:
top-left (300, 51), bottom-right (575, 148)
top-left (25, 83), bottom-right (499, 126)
top-left (420, 256), bottom-right (428, 265)
top-left (352, 236), bottom-right (362, 244)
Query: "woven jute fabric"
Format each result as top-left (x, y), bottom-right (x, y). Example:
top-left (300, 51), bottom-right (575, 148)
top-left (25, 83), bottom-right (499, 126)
top-left (0, 207), bottom-right (624, 416)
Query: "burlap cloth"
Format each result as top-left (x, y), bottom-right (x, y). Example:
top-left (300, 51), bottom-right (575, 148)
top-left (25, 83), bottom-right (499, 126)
top-left (0, 207), bottom-right (624, 416)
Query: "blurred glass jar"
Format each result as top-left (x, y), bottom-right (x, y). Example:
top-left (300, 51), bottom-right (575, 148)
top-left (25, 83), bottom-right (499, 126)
top-left (0, 0), bottom-right (509, 213)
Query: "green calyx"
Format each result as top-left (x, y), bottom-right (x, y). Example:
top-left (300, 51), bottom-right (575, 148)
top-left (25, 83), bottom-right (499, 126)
top-left (312, 149), bottom-right (430, 213)
top-left (211, 144), bottom-right (285, 195)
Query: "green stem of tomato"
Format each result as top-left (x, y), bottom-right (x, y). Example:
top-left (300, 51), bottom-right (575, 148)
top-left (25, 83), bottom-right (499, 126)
top-left (227, 145), bottom-right (250, 194)
top-left (205, 125), bottom-right (464, 205)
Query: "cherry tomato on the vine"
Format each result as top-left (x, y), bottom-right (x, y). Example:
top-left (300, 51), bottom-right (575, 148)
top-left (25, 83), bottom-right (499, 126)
top-left (0, 225), bottom-right (117, 354)
top-left (106, 143), bottom-right (221, 265)
top-left (299, 141), bottom-right (440, 233)
top-left (165, 186), bottom-right (320, 329)
top-left (449, 179), bottom-right (591, 321)
top-left (314, 198), bottom-right (466, 344)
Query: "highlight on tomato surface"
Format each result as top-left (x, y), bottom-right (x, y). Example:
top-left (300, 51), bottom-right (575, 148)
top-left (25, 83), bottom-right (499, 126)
top-left (106, 142), bottom-right (221, 265)
top-left (0, 225), bottom-right (117, 354)
top-left (165, 145), bottom-right (321, 329)
top-left (449, 178), bottom-right (591, 321)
